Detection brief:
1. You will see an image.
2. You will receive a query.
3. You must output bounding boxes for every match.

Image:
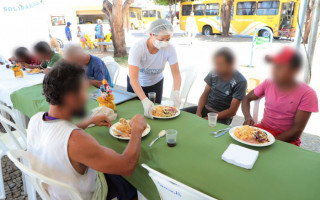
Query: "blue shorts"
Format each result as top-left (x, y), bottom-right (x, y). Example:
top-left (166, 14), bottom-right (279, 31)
top-left (96, 33), bottom-right (105, 39)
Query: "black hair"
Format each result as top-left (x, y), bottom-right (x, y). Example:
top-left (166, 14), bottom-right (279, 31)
top-left (34, 41), bottom-right (52, 55)
top-left (14, 47), bottom-right (30, 60)
top-left (213, 47), bottom-right (235, 65)
top-left (43, 60), bottom-right (85, 106)
top-left (290, 51), bottom-right (303, 70)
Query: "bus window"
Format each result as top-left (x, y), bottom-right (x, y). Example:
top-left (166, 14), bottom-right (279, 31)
top-left (149, 10), bottom-right (156, 17)
top-left (236, 2), bottom-right (256, 15)
top-left (130, 12), bottom-right (137, 18)
top-left (157, 11), bottom-right (162, 19)
top-left (182, 5), bottom-right (192, 16)
top-left (143, 11), bottom-right (149, 18)
top-left (257, 1), bottom-right (279, 15)
top-left (194, 4), bottom-right (205, 16)
top-left (206, 3), bottom-right (220, 15)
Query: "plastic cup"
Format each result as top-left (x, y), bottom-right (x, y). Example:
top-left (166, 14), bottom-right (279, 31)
top-left (166, 129), bottom-right (178, 147)
top-left (148, 92), bottom-right (156, 103)
top-left (208, 112), bottom-right (218, 127)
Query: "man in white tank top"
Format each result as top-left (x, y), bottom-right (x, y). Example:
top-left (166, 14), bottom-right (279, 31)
top-left (27, 60), bottom-right (147, 200)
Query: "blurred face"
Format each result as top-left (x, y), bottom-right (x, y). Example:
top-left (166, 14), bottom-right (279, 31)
top-left (77, 27), bottom-right (80, 31)
top-left (64, 78), bottom-right (89, 117)
top-left (272, 63), bottom-right (298, 84)
top-left (213, 55), bottom-right (233, 76)
top-left (66, 51), bottom-right (87, 66)
top-left (190, 12), bottom-right (194, 17)
top-left (34, 51), bottom-right (46, 61)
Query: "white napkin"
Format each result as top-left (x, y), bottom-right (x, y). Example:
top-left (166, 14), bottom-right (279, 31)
top-left (221, 144), bottom-right (259, 170)
top-left (88, 106), bottom-right (117, 127)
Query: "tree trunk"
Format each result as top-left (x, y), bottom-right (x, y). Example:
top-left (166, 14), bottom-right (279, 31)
top-left (221, 0), bottom-right (233, 37)
top-left (303, 0), bottom-right (314, 43)
top-left (103, 0), bottom-right (133, 57)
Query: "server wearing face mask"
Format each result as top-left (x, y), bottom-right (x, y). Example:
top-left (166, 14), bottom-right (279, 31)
top-left (127, 19), bottom-right (182, 119)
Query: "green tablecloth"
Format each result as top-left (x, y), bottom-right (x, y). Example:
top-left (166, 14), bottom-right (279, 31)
top-left (11, 84), bottom-right (320, 200)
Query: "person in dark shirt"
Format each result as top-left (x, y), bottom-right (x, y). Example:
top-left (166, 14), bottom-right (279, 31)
top-left (183, 47), bottom-right (247, 125)
top-left (65, 46), bottom-right (113, 88)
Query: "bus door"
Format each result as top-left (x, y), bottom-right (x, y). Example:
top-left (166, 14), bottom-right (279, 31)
top-left (279, 2), bottom-right (295, 28)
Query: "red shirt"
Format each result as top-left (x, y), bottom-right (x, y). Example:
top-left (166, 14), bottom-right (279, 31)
top-left (26, 56), bottom-right (41, 66)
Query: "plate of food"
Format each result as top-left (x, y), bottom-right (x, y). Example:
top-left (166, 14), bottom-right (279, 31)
top-left (229, 125), bottom-right (275, 147)
top-left (26, 68), bottom-right (43, 74)
top-left (109, 118), bottom-right (151, 140)
top-left (152, 105), bottom-right (180, 119)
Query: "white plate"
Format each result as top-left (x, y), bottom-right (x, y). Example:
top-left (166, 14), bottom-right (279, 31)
top-left (109, 122), bottom-right (151, 140)
top-left (229, 126), bottom-right (275, 147)
top-left (26, 70), bottom-right (42, 74)
top-left (152, 105), bottom-right (180, 119)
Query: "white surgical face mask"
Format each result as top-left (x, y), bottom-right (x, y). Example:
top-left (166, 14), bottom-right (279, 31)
top-left (153, 39), bottom-right (169, 49)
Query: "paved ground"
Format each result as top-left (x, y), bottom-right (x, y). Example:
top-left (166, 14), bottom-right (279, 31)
top-left (2, 32), bottom-right (320, 199)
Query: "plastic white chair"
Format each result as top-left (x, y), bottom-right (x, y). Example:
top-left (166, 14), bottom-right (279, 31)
top-left (162, 67), bottom-right (198, 108)
top-left (102, 56), bottom-right (120, 85)
top-left (142, 164), bottom-right (216, 200)
top-left (252, 98), bottom-right (264, 124)
top-left (0, 104), bottom-right (31, 199)
top-left (8, 149), bottom-right (83, 200)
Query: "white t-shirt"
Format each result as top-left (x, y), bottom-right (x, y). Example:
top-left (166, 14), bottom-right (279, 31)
top-left (128, 38), bottom-right (178, 87)
top-left (27, 112), bottom-right (97, 200)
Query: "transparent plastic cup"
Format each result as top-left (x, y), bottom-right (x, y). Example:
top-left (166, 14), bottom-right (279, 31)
top-left (148, 92), bottom-right (156, 103)
top-left (208, 112), bottom-right (218, 127)
top-left (166, 129), bottom-right (178, 147)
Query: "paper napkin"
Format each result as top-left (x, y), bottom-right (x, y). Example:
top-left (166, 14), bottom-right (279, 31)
top-left (88, 106), bottom-right (117, 127)
top-left (222, 144), bottom-right (259, 169)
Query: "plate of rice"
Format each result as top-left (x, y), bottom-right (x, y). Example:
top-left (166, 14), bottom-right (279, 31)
top-left (109, 118), bottom-right (151, 140)
top-left (229, 125), bottom-right (275, 147)
top-left (152, 105), bottom-right (180, 119)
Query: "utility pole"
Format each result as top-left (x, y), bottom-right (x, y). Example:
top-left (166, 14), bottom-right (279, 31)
top-left (304, 0), bottom-right (320, 84)
top-left (294, 0), bottom-right (308, 49)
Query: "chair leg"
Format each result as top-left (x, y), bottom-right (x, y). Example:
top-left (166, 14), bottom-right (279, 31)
top-left (0, 155), bottom-right (6, 199)
top-left (21, 159), bottom-right (36, 200)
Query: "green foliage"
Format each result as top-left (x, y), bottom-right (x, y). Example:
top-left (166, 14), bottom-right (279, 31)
top-left (155, 0), bottom-right (187, 6)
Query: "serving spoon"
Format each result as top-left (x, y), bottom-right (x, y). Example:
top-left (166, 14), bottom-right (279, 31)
top-left (149, 130), bottom-right (166, 147)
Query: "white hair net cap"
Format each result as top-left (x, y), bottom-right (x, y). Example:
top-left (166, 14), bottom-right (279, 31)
top-left (148, 19), bottom-right (173, 35)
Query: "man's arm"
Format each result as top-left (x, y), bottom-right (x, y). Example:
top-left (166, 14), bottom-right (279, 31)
top-left (241, 90), bottom-right (260, 125)
top-left (76, 115), bottom-right (112, 129)
top-left (170, 63), bottom-right (181, 91)
top-left (276, 110), bottom-right (311, 142)
top-left (69, 114), bottom-right (147, 176)
top-left (129, 65), bottom-right (147, 101)
top-left (218, 98), bottom-right (241, 120)
top-left (68, 32), bottom-right (72, 41)
top-left (196, 85), bottom-right (211, 117)
top-left (89, 80), bottom-right (103, 88)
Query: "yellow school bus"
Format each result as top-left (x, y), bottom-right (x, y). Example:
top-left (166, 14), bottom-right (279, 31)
top-left (180, 0), bottom-right (299, 37)
top-left (129, 7), bottom-right (143, 29)
top-left (142, 8), bottom-right (163, 27)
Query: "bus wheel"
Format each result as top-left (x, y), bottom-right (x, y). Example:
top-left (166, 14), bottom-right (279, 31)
top-left (259, 29), bottom-right (272, 37)
top-left (202, 26), bottom-right (212, 36)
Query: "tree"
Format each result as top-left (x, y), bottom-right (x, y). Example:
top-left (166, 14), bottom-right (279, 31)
top-left (103, 0), bottom-right (133, 57)
top-left (302, 0), bottom-right (315, 43)
top-left (220, 0), bottom-right (234, 37)
top-left (155, 0), bottom-right (185, 23)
